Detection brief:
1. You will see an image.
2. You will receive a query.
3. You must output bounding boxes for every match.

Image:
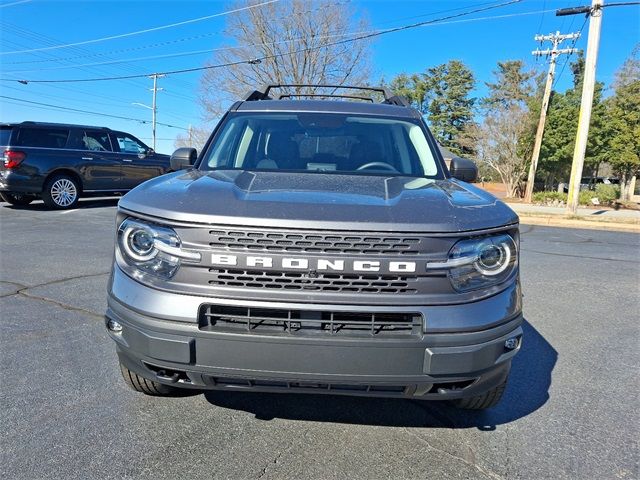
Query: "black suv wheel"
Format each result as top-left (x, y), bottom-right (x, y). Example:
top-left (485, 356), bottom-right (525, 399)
top-left (42, 174), bottom-right (79, 209)
top-left (0, 192), bottom-right (34, 206)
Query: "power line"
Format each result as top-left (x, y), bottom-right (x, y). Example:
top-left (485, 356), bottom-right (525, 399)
top-left (0, 21), bottom-right (200, 98)
top-left (4, 6), bottom-right (555, 75)
top-left (1, 30), bottom-right (375, 74)
top-left (0, 0), bottom-right (32, 7)
top-left (552, 15), bottom-right (589, 89)
top-left (536, 0), bottom-right (548, 33)
top-left (1, 0), bottom-right (524, 84)
top-left (1, 1), bottom-right (350, 66)
top-left (0, 95), bottom-right (189, 130)
top-left (0, 1), bottom-right (279, 55)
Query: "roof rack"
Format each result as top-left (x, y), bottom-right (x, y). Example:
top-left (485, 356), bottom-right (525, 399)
top-left (241, 84), bottom-right (410, 107)
top-left (277, 93), bottom-right (375, 102)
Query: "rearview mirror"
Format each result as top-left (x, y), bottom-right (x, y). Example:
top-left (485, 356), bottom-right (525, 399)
top-left (170, 147), bottom-right (197, 171)
top-left (449, 156), bottom-right (478, 183)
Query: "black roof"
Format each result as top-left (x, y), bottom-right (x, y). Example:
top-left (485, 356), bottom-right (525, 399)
top-left (0, 121), bottom-right (112, 130)
top-left (233, 99), bottom-right (422, 119)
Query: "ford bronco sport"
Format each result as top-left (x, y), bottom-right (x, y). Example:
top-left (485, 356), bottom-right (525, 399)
top-left (106, 85), bottom-right (523, 409)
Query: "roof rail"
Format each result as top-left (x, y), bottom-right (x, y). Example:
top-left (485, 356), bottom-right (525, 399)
top-left (278, 93), bottom-right (375, 103)
top-left (241, 84), bottom-right (410, 107)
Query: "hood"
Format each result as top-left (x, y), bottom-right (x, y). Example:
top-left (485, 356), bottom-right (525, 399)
top-left (119, 170), bottom-right (518, 233)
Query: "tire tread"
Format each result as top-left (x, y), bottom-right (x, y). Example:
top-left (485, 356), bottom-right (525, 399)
top-left (119, 363), bottom-right (176, 396)
top-left (452, 381), bottom-right (506, 410)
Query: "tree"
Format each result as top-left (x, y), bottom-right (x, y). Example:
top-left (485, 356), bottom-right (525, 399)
top-left (459, 104), bottom-right (530, 198)
top-left (483, 60), bottom-right (540, 191)
top-left (422, 60), bottom-right (476, 155)
top-left (174, 126), bottom-right (211, 152)
top-left (483, 60), bottom-right (536, 110)
top-left (386, 60), bottom-right (475, 155)
top-left (538, 54), bottom-right (607, 186)
top-left (199, 0), bottom-right (372, 118)
top-left (385, 73), bottom-right (426, 113)
top-left (612, 44), bottom-right (639, 89)
top-left (604, 47), bottom-right (640, 200)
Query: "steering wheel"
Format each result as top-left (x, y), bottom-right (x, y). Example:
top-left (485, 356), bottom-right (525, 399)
top-left (356, 162), bottom-right (398, 172)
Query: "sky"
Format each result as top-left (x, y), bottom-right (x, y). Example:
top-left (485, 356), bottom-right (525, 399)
top-left (0, 0), bottom-right (638, 155)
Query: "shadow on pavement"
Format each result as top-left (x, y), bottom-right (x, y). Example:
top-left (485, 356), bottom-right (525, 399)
top-left (1, 197), bottom-right (120, 211)
top-left (203, 320), bottom-right (556, 429)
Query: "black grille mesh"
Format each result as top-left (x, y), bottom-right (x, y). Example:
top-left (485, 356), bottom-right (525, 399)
top-left (208, 228), bottom-right (422, 255)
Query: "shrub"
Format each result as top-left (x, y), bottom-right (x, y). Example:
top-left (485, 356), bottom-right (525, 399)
top-left (579, 189), bottom-right (599, 206)
top-left (594, 184), bottom-right (620, 204)
top-left (532, 191), bottom-right (567, 204)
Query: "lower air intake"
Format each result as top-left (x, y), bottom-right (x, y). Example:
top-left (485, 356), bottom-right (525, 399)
top-left (198, 304), bottom-right (423, 338)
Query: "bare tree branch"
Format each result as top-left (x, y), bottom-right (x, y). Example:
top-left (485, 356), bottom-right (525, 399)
top-left (199, 0), bottom-right (373, 118)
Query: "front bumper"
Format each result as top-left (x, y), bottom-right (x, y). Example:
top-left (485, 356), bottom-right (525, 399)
top-left (107, 266), bottom-right (523, 399)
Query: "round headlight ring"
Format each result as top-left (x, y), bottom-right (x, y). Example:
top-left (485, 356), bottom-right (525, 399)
top-left (474, 240), bottom-right (511, 276)
top-left (122, 224), bottom-right (158, 262)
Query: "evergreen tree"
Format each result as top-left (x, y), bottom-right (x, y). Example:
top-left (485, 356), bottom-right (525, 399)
top-left (386, 73), bottom-right (426, 113)
top-left (483, 60), bottom-right (536, 110)
top-left (422, 60), bottom-right (476, 155)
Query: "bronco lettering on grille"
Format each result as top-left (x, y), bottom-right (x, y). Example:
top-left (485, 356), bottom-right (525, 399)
top-left (211, 254), bottom-right (417, 273)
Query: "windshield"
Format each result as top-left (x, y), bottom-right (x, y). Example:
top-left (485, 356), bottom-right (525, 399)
top-left (200, 113), bottom-right (443, 178)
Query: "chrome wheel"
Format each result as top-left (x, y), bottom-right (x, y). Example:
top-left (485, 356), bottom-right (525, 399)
top-left (50, 178), bottom-right (77, 207)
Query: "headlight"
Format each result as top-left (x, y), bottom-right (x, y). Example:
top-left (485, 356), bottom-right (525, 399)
top-left (445, 233), bottom-right (518, 292)
top-left (117, 218), bottom-right (200, 279)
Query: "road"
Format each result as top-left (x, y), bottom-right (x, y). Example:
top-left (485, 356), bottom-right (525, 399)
top-left (1, 198), bottom-right (638, 480)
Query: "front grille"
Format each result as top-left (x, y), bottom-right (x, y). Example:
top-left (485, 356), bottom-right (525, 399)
top-left (199, 304), bottom-right (423, 338)
top-left (208, 228), bottom-right (422, 256)
top-left (208, 268), bottom-right (419, 294)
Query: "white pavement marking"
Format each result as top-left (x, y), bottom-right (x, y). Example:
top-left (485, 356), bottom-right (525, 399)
top-left (60, 209), bottom-right (77, 215)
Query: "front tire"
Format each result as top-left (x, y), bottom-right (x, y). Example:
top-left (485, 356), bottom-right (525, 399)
top-left (42, 174), bottom-right (79, 209)
top-left (0, 192), bottom-right (34, 206)
top-left (451, 381), bottom-right (506, 410)
top-left (119, 363), bottom-right (177, 396)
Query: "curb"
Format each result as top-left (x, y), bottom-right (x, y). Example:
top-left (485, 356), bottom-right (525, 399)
top-left (518, 214), bottom-right (640, 233)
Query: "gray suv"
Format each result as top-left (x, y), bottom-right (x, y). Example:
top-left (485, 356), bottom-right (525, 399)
top-left (0, 121), bottom-right (170, 209)
top-left (106, 85), bottom-right (523, 409)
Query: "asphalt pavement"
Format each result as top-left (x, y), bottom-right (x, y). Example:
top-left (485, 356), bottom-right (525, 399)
top-left (1, 198), bottom-right (639, 480)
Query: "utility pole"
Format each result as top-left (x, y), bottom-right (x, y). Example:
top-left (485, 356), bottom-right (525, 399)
top-left (188, 124), bottom-right (193, 148)
top-left (524, 32), bottom-right (580, 203)
top-left (561, 0), bottom-right (604, 214)
top-left (149, 73), bottom-right (164, 151)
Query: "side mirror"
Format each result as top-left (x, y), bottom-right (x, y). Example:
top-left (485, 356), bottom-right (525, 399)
top-left (170, 147), bottom-right (197, 171)
top-left (449, 156), bottom-right (478, 183)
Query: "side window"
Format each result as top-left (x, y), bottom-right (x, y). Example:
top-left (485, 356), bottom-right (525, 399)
top-left (114, 132), bottom-right (147, 154)
top-left (0, 127), bottom-right (12, 146)
top-left (206, 120), bottom-right (241, 168)
top-left (15, 127), bottom-right (69, 148)
top-left (82, 130), bottom-right (112, 151)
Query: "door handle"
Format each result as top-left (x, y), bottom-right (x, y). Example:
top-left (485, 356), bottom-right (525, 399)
top-left (81, 157), bottom-right (93, 160)
top-left (122, 159), bottom-right (134, 162)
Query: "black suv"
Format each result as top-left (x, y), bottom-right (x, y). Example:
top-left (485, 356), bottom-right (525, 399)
top-left (106, 85), bottom-right (522, 409)
top-left (0, 121), bottom-right (171, 209)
